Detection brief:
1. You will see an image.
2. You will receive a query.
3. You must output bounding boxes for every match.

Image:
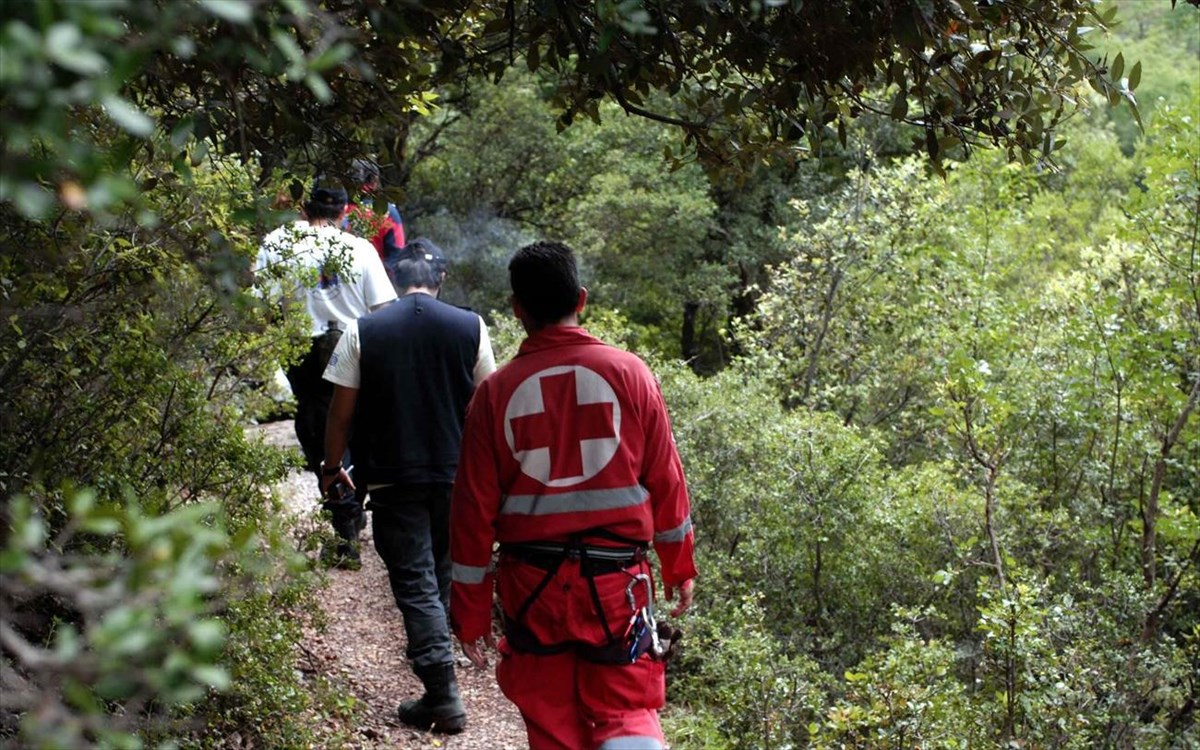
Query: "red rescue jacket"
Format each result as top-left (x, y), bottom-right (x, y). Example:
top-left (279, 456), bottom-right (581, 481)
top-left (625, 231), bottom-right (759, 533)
top-left (450, 326), bottom-right (697, 643)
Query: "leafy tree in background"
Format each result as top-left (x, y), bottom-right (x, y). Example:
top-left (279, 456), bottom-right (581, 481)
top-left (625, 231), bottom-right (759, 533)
top-left (1094, 2), bottom-right (1200, 151)
top-left (714, 92), bottom-right (1199, 747)
top-left (404, 75), bottom-right (722, 359)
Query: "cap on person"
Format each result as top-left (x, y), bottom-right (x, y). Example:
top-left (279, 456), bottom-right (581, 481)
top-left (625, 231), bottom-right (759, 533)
top-left (389, 238), bottom-right (448, 290)
top-left (397, 238), bottom-right (446, 268)
top-left (305, 179), bottom-right (349, 220)
top-left (310, 185), bottom-right (349, 206)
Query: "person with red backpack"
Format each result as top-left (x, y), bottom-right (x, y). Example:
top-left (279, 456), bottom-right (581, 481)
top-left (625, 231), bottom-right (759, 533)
top-left (344, 158), bottom-right (406, 280)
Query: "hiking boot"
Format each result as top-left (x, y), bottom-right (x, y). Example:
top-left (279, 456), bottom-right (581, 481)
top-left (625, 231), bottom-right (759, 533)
top-left (319, 540), bottom-right (362, 571)
top-left (397, 663), bottom-right (466, 734)
top-left (322, 505), bottom-right (364, 570)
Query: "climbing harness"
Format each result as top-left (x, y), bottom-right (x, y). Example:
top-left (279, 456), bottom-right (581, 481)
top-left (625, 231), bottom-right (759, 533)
top-left (501, 529), bottom-right (674, 665)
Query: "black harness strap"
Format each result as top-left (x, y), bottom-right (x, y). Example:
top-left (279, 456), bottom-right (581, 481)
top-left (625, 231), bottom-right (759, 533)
top-left (512, 550), bottom-right (566, 628)
top-left (581, 545), bottom-right (617, 645)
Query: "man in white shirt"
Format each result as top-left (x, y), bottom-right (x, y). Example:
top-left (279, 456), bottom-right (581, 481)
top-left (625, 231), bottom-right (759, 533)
top-left (257, 183), bottom-right (396, 567)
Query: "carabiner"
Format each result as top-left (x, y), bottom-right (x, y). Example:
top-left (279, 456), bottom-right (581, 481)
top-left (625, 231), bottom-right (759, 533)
top-left (625, 573), bottom-right (653, 613)
top-left (624, 573), bottom-right (665, 659)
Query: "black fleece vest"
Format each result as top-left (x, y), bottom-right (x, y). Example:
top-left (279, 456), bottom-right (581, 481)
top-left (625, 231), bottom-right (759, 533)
top-left (352, 293), bottom-right (481, 485)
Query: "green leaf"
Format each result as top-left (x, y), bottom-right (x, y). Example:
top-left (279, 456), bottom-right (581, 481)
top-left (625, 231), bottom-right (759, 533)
top-left (199, 0), bottom-right (254, 24)
top-left (188, 620), bottom-right (228, 654)
top-left (67, 489), bottom-right (96, 517)
top-left (1110, 52), bottom-right (1124, 82)
top-left (102, 95), bottom-right (155, 137)
top-left (271, 29), bottom-right (305, 71)
top-left (305, 72), bottom-right (332, 103)
top-left (309, 43), bottom-right (354, 72)
top-left (1128, 60), bottom-right (1141, 90)
top-left (94, 674), bottom-right (138, 701)
top-left (45, 23), bottom-right (108, 76)
top-left (16, 508), bottom-right (46, 551)
top-left (53, 624), bottom-right (83, 660)
top-left (0, 545), bottom-right (24, 575)
top-left (64, 678), bottom-right (103, 712)
top-left (83, 516), bottom-right (122, 535)
top-left (14, 183), bottom-right (54, 217)
top-left (169, 118), bottom-right (194, 149)
top-left (925, 127), bottom-right (940, 161)
top-left (191, 665), bottom-right (232, 691)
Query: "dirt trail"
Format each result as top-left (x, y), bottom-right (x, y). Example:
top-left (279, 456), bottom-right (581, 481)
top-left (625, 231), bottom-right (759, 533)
top-left (250, 421), bottom-right (528, 749)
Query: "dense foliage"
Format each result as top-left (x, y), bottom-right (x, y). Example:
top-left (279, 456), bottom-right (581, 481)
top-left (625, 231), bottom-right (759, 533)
top-left (660, 95), bottom-right (1200, 746)
top-left (1, 0), bottom-right (1197, 747)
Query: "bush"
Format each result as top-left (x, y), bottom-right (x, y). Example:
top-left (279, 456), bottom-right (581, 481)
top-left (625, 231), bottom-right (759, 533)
top-left (2, 491), bottom-right (243, 747)
top-left (0, 152), bottom-right (334, 745)
top-left (667, 595), bottom-right (827, 749)
top-left (812, 614), bottom-right (976, 750)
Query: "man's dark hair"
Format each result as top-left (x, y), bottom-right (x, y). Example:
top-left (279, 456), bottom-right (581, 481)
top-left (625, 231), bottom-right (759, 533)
top-left (391, 258), bottom-right (442, 291)
top-left (508, 241), bottom-right (580, 326)
top-left (304, 182), bottom-right (348, 221)
top-left (390, 238), bottom-right (447, 291)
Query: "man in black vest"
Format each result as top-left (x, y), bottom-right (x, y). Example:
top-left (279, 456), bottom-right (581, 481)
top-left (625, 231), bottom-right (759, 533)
top-left (320, 238), bottom-right (496, 734)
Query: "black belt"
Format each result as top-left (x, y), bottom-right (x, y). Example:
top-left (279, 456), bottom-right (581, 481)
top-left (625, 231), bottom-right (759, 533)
top-left (502, 542), bottom-right (645, 577)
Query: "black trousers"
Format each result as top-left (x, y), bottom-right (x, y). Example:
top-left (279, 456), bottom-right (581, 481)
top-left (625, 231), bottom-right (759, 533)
top-left (285, 338), bottom-right (364, 540)
top-left (369, 483), bottom-right (454, 671)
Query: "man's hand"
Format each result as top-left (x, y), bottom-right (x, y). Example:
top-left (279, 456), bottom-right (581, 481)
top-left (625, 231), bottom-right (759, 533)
top-left (319, 466), bottom-right (354, 496)
top-left (665, 577), bottom-right (695, 618)
top-left (460, 634), bottom-right (496, 668)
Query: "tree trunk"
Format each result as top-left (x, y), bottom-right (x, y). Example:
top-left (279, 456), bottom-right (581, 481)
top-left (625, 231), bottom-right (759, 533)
top-left (681, 300), bottom-right (700, 371)
top-left (1141, 376), bottom-right (1200, 589)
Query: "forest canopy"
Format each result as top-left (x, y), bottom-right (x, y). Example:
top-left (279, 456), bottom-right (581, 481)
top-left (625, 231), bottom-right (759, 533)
top-left (0, 0), bottom-right (1183, 215)
top-left (1, 0), bottom-right (1198, 747)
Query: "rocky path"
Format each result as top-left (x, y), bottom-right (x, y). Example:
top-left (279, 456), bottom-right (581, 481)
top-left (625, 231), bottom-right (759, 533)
top-left (250, 421), bottom-right (528, 749)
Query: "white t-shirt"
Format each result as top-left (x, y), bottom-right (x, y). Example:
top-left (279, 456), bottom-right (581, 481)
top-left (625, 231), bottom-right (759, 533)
top-left (257, 220), bottom-right (397, 337)
top-left (323, 312), bottom-right (497, 389)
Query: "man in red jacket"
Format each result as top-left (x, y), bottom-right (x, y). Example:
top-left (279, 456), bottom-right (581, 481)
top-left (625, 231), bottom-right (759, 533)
top-left (451, 241), bottom-right (697, 750)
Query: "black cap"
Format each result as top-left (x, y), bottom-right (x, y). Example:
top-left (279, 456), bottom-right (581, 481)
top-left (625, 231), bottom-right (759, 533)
top-left (309, 183), bottom-right (348, 208)
top-left (397, 238), bottom-right (446, 267)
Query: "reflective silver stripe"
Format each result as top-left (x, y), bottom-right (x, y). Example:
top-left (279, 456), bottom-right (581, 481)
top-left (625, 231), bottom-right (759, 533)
top-left (452, 562), bottom-right (488, 584)
top-left (510, 542), bottom-right (643, 560)
top-left (501, 485), bottom-right (649, 517)
top-left (597, 737), bottom-right (664, 750)
top-left (654, 516), bottom-right (692, 544)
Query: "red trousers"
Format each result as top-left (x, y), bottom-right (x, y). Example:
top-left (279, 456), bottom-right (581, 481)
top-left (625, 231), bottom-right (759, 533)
top-left (496, 557), bottom-right (666, 750)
